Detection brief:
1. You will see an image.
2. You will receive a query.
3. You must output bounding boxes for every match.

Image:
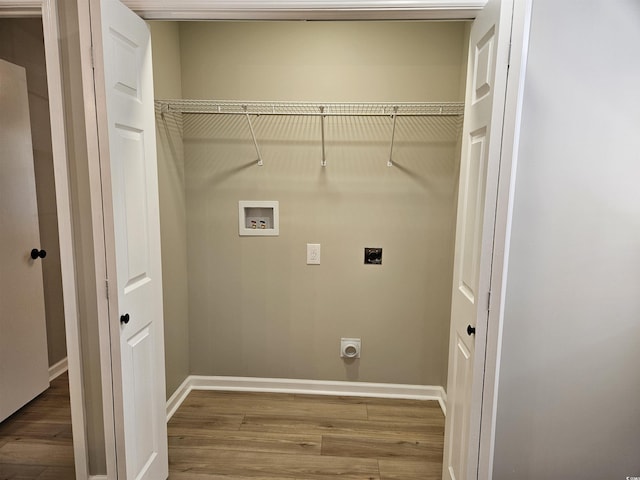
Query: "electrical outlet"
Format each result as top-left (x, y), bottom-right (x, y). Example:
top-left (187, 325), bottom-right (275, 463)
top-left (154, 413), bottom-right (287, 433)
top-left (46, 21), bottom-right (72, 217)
top-left (307, 243), bottom-right (321, 265)
top-left (364, 247), bottom-right (382, 264)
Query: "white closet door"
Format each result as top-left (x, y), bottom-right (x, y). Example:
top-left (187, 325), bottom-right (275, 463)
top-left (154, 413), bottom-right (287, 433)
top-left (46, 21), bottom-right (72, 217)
top-left (0, 59), bottom-right (50, 423)
top-left (90, 0), bottom-right (168, 478)
top-left (443, 0), bottom-right (514, 479)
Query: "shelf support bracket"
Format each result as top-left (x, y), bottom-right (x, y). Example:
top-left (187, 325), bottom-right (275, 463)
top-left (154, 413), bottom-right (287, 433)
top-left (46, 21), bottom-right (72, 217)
top-left (320, 106), bottom-right (326, 167)
top-left (159, 102), bottom-right (170, 120)
top-left (388, 106), bottom-right (399, 167)
top-left (244, 106), bottom-right (263, 166)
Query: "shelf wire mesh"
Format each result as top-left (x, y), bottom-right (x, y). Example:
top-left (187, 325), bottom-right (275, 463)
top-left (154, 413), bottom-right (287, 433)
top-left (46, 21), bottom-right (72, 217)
top-left (156, 99), bottom-right (464, 117)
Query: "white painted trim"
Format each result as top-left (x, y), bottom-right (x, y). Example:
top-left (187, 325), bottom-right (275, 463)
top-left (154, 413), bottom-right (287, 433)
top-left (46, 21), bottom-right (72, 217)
top-left (167, 375), bottom-right (447, 421)
top-left (192, 376), bottom-right (446, 403)
top-left (0, 1), bottom-right (42, 16)
top-left (48, 357), bottom-right (68, 381)
top-left (89, 476), bottom-right (108, 480)
top-left (78, 1), bottom-right (119, 478)
top-left (440, 388), bottom-right (448, 417)
top-left (166, 376), bottom-right (192, 421)
top-left (122, 0), bottom-right (485, 20)
top-left (45, 0), bottom-right (92, 476)
top-left (476, 1), bottom-right (532, 479)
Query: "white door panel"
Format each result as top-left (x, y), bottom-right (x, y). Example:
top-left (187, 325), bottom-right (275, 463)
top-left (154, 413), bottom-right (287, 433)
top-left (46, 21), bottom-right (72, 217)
top-left (91, 0), bottom-right (168, 478)
top-left (444, 0), bottom-right (513, 479)
top-left (0, 59), bottom-right (50, 423)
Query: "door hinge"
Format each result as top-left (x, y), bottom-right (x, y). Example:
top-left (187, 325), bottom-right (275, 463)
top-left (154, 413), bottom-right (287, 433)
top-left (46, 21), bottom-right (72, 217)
top-left (487, 290), bottom-right (492, 312)
top-left (105, 279), bottom-right (109, 300)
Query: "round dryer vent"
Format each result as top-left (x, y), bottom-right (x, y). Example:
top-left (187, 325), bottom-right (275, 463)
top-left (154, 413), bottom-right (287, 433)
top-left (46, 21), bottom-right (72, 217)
top-left (340, 338), bottom-right (361, 359)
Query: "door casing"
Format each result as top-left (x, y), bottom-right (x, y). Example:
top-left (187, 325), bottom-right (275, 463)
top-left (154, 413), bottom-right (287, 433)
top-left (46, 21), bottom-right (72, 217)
top-left (0, 1), bottom-right (89, 478)
top-left (0, 0), bottom-right (531, 478)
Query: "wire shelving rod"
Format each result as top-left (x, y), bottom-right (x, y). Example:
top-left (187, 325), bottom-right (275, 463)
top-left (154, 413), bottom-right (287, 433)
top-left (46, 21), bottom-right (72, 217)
top-left (155, 99), bottom-right (465, 117)
top-left (156, 99), bottom-right (465, 167)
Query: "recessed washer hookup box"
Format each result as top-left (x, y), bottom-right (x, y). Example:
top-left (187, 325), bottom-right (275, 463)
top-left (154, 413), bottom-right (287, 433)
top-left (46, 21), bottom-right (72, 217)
top-left (238, 201), bottom-right (279, 236)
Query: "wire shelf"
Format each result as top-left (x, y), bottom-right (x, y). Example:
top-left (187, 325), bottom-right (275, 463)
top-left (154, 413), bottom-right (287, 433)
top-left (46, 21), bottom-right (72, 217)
top-left (155, 99), bottom-right (464, 117)
top-left (156, 99), bottom-right (465, 167)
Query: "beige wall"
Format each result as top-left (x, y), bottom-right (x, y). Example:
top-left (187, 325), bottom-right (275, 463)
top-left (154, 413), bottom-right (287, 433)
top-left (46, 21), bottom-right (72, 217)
top-left (175, 21), bottom-right (467, 386)
top-left (148, 21), bottom-right (190, 398)
top-left (0, 18), bottom-right (67, 367)
top-left (180, 21), bottom-right (466, 102)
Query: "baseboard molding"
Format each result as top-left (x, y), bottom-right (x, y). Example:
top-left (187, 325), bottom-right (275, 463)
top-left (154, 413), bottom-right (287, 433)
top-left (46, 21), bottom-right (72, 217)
top-left (166, 375), bottom-right (193, 421)
top-left (167, 375), bottom-right (446, 421)
top-left (48, 357), bottom-right (68, 381)
top-left (88, 476), bottom-right (108, 480)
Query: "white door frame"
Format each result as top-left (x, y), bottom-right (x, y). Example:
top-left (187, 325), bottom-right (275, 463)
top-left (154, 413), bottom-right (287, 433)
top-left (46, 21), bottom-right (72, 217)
top-left (0, 1), bottom-right (89, 478)
top-left (475, 1), bottom-right (531, 477)
top-left (0, 1), bottom-right (530, 478)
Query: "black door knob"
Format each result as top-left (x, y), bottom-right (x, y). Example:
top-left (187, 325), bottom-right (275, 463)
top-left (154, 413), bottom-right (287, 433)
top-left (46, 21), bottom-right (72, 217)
top-left (467, 325), bottom-right (476, 336)
top-left (31, 248), bottom-right (47, 259)
top-left (120, 313), bottom-right (130, 325)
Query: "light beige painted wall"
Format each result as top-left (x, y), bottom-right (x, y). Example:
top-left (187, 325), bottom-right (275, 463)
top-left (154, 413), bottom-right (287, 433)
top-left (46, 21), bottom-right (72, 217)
top-left (180, 21), bottom-right (467, 102)
top-left (148, 21), bottom-right (190, 399)
top-left (0, 18), bottom-right (67, 367)
top-left (149, 21), bottom-right (183, 98)
top-left (178, 21), bottom-right (467, 386)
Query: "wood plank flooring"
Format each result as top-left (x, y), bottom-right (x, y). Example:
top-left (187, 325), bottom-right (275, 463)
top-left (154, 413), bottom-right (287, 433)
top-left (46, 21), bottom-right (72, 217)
top-left (1, 374), bottom-right (446, 479)
top-left (168, 390), bottom-right (444, 479)
top-left (0, 373), bottom-right (74, 480)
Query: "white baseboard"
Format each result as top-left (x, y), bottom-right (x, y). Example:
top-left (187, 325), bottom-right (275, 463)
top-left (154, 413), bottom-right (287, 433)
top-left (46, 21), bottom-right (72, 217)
top-left (166, 375), bottom-right (193, 421)
top-left (167, 375), bottom-right (446, 421)
top-left (89, 476), bottom-right (107, 480)
top-left (48, 357), bottom-right (68, 381)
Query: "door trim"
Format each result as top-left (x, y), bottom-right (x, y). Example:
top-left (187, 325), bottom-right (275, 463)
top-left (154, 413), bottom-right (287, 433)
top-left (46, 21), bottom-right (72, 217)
top-left (121, 0), bottom-right (485, 20)
top-left (476, 1), bottom-right (532, 478)
top-left (74, 0), bottom-right (120, 476)
top-left (0, 1), bottom-right (90, 479)
top-left (0, 1), bottom-right (42, 16)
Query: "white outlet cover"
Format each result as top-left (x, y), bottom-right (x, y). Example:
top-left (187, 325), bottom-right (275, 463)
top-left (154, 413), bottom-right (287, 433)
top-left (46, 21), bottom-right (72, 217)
top-left (307, 243), bottom-right (320, 265)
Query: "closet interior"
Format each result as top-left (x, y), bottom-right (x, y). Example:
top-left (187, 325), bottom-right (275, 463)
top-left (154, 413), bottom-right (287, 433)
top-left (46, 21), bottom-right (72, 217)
top-left (150, 20), bottom-right (470, 399)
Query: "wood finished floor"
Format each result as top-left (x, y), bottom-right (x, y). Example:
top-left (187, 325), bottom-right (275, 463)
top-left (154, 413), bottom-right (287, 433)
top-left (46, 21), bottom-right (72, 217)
top-left (0, 373), bottom-right (74, 480)
top-left (168, 390), bottom-right (444, 479)
top-left (0, 374), bottom-right (446, 479)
